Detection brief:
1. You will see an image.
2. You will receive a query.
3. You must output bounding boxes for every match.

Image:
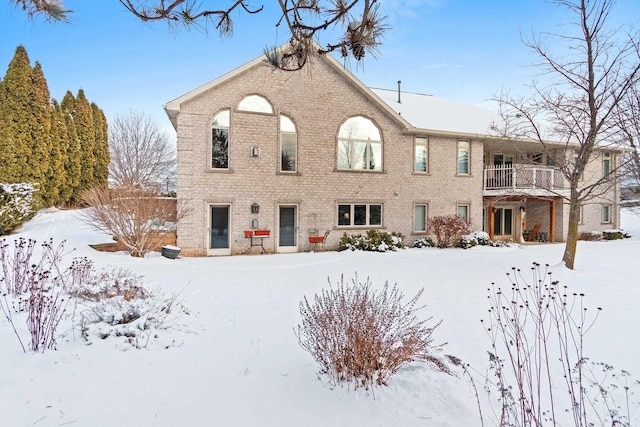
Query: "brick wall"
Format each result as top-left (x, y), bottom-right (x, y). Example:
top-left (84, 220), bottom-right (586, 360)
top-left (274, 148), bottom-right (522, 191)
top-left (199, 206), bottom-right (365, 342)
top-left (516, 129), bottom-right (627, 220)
top-left (174, 56), bottom-right (487, 255)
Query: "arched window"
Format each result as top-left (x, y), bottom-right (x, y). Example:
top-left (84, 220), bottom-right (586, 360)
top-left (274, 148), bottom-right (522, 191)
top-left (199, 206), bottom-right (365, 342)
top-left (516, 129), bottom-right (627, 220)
top-left (280, 115), bottom-right (297, 172)
top-left (211, 110), bottom-right (230, 169)
top-left (238, 94), bottom-right (273, 114)
top-left (337, 116), bottom-right (382, 171)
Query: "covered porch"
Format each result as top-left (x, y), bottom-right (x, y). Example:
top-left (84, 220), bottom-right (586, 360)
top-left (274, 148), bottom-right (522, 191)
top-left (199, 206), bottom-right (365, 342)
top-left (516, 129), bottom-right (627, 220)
top-left (483, 196), bottom-right (564, 243)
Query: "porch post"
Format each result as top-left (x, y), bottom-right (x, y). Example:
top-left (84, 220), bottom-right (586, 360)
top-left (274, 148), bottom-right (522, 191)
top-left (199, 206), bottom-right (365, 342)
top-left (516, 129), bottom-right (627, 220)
top-left (549, 200), bottom-right (556, 242)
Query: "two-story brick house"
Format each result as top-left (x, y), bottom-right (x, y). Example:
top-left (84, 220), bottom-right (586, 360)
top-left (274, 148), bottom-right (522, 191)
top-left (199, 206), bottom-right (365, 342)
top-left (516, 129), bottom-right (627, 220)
top-left (164, 48), bottom-right (621, 256)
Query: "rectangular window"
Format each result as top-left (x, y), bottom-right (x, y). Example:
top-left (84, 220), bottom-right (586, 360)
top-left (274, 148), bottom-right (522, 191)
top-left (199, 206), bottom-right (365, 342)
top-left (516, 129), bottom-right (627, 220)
top-left (337, 204), bottom-right (383, 227)
top-left (602, 204), bottom-right (611, 224)
top-left (578, 206), bottom-right (584, 224)
top-left (457, 203), bottom-right (469, 219)
top-left (212, 128), bottom-right (229, 169)
top-left (414, 204), bottom-right (427, 232)
top-left (414, 137), bottom-right (428, 173)
top-left (457, 140), bottom-right (470, 174)
top-left (603, 153), bottom-right (611, 179)
top-left (281, 132), bottom-right (297, 172)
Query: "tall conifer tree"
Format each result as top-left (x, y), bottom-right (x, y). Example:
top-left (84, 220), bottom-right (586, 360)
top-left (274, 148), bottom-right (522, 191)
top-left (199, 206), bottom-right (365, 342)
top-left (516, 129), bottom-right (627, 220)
top-left (30, 61), bottom-right (53, 205)
top-left (51, 100), bottom-right (72, 204)
top-left (72, 89), bottom-right (96, 194)
top-left (60, 91), bottom-right (82, 202)
top-left (91, 102), bottom-right (109, 186)
top-left (0, 46), bottom-right (33, 183)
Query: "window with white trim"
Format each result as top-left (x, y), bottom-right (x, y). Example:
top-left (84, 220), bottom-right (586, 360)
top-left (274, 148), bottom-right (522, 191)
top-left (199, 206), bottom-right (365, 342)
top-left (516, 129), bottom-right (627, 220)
top-left (457, 140), bottom-right (470, 174)
top-left (211, 110), bottom-right (230, 169)
top-left (337, 116), bottom-right (382, 171)
top-left (337, 204), bottom-right (382, 227)
top-left (237, 94), bottom-right (273, 113)
top-left (603, 152), bottom-right (611, 179)
top-left (414, 204), bottom-right (427, 232)
top-left (457, 203), bottom-right (470, 219)
top-left (601, 204), bottom-right (612, 224)
top-left (280, 115), bottom-right (297, 172)
top-left (414, 136), bottom-right (428, 173)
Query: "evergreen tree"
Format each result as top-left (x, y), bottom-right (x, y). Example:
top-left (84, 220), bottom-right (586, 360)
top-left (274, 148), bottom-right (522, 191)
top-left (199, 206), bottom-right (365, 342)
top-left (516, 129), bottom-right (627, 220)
top-left (30, 61), bottom-right (53, 205)
top-left (60, 91), bottom-right (81, 202)
top-left (47, 99), bottom-right (67, 205)
top-left (0, 46), bottom-right (33, 183)
top-left (72, 89), bottom-right (96, 196)
top-left (91, 102), bottom-right (109, 185)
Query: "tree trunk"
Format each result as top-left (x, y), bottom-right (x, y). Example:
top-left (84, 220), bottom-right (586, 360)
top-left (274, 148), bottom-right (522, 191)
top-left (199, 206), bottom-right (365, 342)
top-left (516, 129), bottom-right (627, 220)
top-left (562, 194), bottom-right (582, 270)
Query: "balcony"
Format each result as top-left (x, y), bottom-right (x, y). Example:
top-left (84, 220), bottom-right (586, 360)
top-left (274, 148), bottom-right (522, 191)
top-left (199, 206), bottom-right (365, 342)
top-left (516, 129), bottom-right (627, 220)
top-left (484, 164), bottom-right (567, 197)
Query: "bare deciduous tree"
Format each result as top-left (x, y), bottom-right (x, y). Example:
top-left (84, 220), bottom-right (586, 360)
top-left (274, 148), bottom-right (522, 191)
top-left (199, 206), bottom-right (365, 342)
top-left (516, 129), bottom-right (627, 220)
top-left (615, 84), bottom-right (640, 187)
top-left (493, 0), bottom-right (640, 269)
top-left (108, 111), bottom-right (175, 192)
top-left (11, 0), bottom-right (387, 70)
top-left (82, 186), bottom-right (183, 257)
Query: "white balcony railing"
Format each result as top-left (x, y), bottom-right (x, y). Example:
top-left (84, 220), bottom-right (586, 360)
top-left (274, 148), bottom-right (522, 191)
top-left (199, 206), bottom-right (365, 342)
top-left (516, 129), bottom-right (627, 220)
top-left (484, 164), bottom-right (565, 191)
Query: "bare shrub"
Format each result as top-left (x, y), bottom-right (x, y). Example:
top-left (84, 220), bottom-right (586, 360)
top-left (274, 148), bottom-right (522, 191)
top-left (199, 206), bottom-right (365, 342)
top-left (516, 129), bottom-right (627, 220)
top-left (427, 215), bottom-right (473, 248)
top-left (81, 185), bottom-right (184, 257)
top-left (296, 275), bottom-right (450, 390)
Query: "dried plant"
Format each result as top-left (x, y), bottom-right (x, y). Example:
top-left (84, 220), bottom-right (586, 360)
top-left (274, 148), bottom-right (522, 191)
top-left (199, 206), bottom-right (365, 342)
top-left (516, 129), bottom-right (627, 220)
top-left (0, 238), bottom-right (85, 352)
top-left (81, 185), bottom-right (186, 257)
top-left (427, 215), bottom-right (473, 248)
top-left (476, 262), bottom-right (640, 427)
top-left (296, 275), bottom-right (450, 390)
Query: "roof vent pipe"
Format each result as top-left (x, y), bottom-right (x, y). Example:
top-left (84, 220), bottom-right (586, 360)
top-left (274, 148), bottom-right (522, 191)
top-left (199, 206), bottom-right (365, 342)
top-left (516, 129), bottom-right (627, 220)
top-left (397, 80), bottom-right (402, 104)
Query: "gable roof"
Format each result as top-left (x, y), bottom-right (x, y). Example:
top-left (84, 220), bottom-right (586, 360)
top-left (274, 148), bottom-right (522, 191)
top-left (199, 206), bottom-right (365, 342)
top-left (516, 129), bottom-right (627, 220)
top-left (371, 88), bottom-right (500, 137)
top-left (164, 44), bottom-right (413, 131)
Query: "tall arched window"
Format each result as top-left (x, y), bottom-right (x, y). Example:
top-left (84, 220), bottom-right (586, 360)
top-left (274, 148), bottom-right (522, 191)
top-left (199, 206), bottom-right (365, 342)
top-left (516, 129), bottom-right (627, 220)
top-left (280, 115), bottom-right (297, 172)
top-left (237, 94), bottom-right (273, 114)
top-left (337, 116), bottom-right (382, 171)
top-left (211, 110), bottom-right (230, 169)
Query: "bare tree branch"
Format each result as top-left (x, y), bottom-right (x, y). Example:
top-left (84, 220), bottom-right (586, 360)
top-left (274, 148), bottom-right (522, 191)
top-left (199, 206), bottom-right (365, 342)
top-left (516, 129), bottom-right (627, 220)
top-left (108, 111), bottom-right (176, 192)
top-left (493, 0), bottom-right (640, 269)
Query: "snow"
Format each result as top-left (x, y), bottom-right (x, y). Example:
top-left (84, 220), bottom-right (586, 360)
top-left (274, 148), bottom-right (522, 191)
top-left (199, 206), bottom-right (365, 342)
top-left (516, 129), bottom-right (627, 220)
top-left (371, 88), bottom-right (500, 135)
top-left (1, 207), bottom-right (640, 426)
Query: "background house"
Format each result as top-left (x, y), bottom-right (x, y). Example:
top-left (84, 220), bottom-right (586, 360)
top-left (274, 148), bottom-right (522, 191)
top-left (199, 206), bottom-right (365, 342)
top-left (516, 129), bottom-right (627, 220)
top-left (165, 49), bottom-right (621, 255)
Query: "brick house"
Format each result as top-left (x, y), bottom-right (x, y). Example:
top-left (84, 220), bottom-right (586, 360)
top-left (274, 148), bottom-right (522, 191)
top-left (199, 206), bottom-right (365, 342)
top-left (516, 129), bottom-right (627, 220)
top-left (164, 49), bottom-right (621, 256)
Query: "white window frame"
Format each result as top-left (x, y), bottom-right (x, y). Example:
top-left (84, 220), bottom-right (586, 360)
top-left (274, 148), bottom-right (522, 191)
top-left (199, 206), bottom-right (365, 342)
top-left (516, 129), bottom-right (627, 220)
top-left (337, 203), bottom-right (383, 227)
top-left (457, 140), bottom-right (470, 175)
top-left (457, 203), bottom-right (470, 220)
top-left (601, 204), bottom-right (612, 224)
top-left (337, 116), bottom-right (383, 172)
top-left (414, 136), bottom-right (428, 173)
top-left (603, 152), bottom-right (611, 179)
top-left (237, 94), bottom-right (273, 113)
top-left (413, 203), bottom-right (427, 232)
top-left (280, 115), bottom-right (297, 173)
top-left (211, 109), bottom-right (230, 170)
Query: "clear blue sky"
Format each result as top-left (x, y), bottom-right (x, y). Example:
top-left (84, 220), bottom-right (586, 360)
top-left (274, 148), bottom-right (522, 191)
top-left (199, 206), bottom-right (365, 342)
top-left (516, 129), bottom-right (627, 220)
top-left (1, 0), bottom-right (638, 139)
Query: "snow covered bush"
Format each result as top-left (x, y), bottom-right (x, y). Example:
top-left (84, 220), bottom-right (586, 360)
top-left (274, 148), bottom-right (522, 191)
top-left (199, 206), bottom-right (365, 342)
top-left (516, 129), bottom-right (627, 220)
top-left (603, 229), bottom-right (631, 240)
top-left (296, 275), bottom-right (451, 390)
top-left (456, 231), bottom-right (490, 249)
top-left (74, 267), bottom-right (188, 349)
top-left (0, 183), bottom-right (38, 235)
top-left (412, 236), bottom-right (435, 248)
top-left (337, 230), bottom-right (405, 252)
top-left (427, 215), bottom-right (472, 248)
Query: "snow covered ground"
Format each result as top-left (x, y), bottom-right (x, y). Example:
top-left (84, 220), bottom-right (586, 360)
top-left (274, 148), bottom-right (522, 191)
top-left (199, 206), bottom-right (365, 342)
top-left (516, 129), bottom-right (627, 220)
top-left (1, 208), bottom-right (639, 426)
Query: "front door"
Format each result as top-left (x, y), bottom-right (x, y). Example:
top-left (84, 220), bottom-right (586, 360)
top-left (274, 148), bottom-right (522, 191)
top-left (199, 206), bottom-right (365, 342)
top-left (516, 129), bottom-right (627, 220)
top-left (277, 205), bottom-right (298, 253)
top-left (208, 205), bottom-right (231, 256)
